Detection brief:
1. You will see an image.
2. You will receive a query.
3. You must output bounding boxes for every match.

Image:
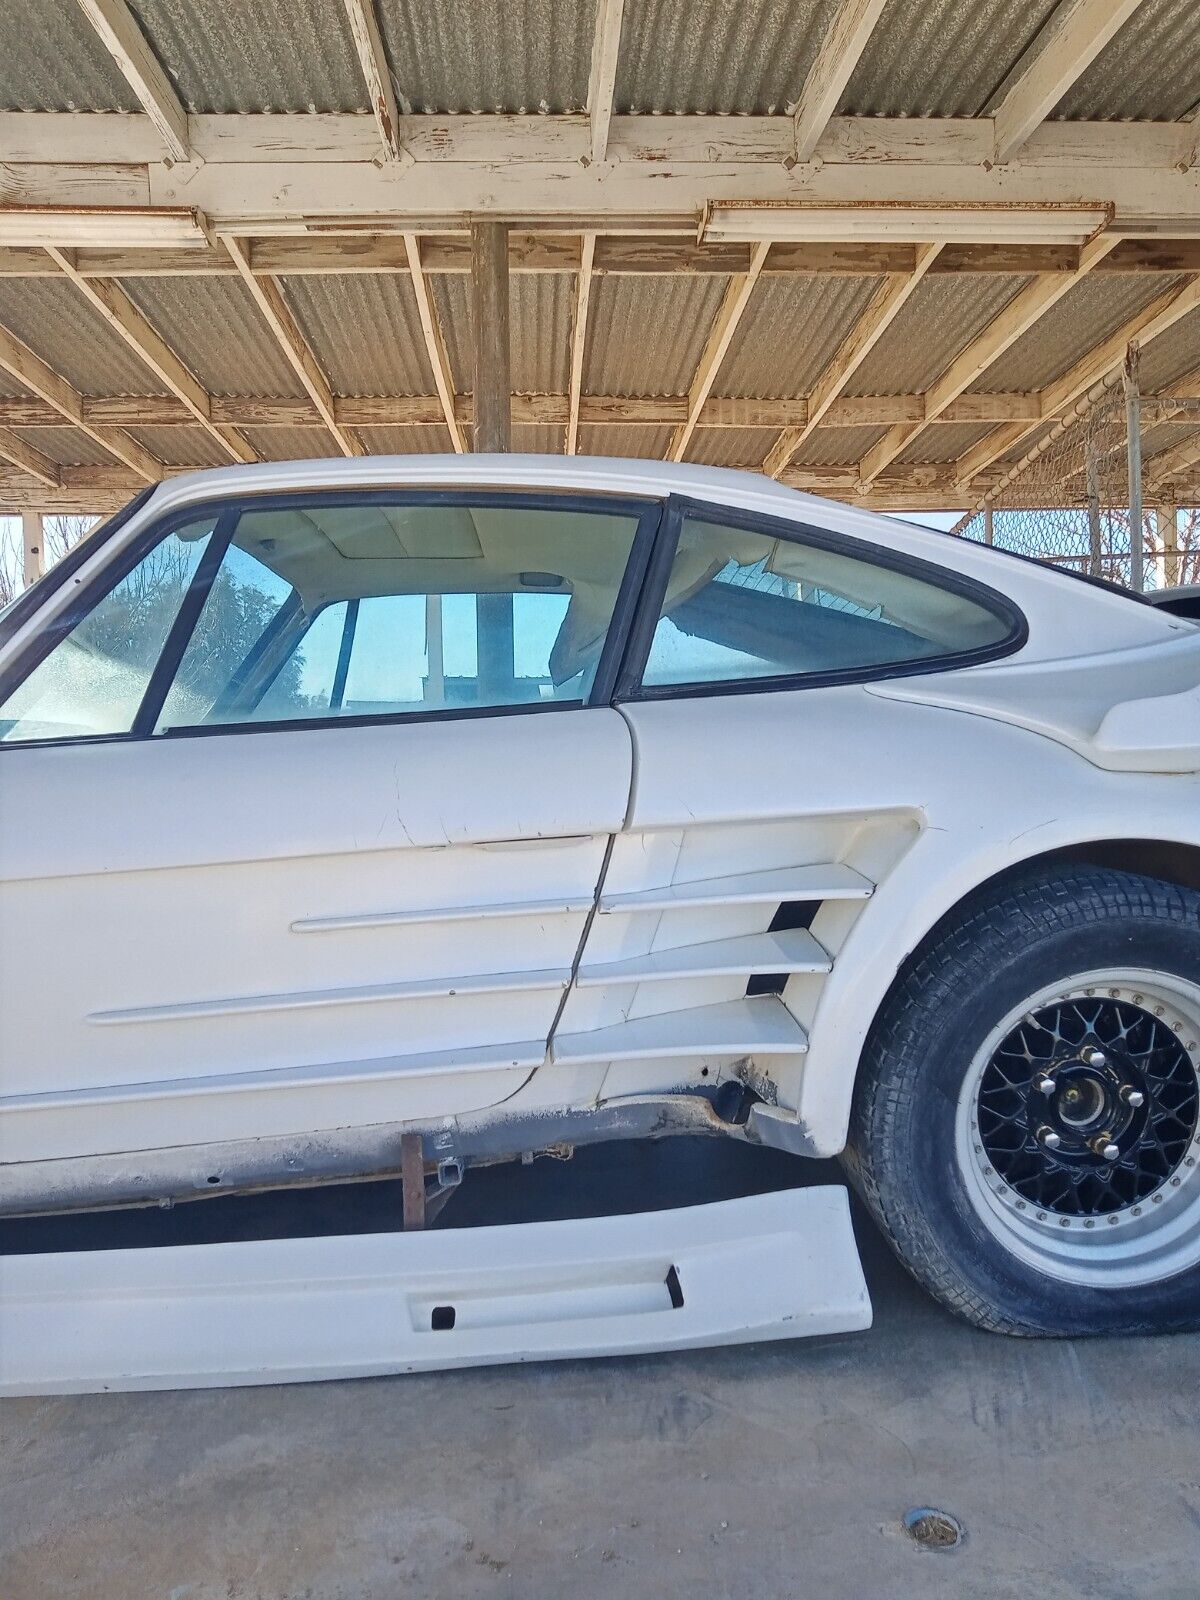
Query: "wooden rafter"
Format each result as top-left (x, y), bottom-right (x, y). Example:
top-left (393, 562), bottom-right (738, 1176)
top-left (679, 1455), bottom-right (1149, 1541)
top-left (404, 234), bottom-right (467, 453)
top-left (764, 243), bottom-right (942, 479)
top-left (222, 237), bottom-right (359, 458)
top-left (341, 0), bottom-right (407, 164)
top-left (0, 318), bottom-right (160, 481)
top-left (955, 274), bottom-right (1200, 486)
top-left (792, 0), bottom-right (889, 162)
top-left (72, 0), bottom-right (189, 162)
top-left (670, 242), bottom-right (771, 463)
top-left (567, 236), bottom-right (596, 456)
top-left (0, 428), bottom-right (61, 489)
top-left (47, 247), bottom-right (256, 465)
top-left (587, 0), bottom-right (626, 164)
top-left (857, 231), bottom-right (1119, 486)
top-left (993, 0), bottom-right (1151, 163)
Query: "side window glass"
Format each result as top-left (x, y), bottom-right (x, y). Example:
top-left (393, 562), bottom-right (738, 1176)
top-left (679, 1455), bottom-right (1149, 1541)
top-left (156, 498), bottom-right (641, 732)
top-left (0, 517), bottom-right (218, 743)
top-left (641, 513), bottom-right (1012, 690)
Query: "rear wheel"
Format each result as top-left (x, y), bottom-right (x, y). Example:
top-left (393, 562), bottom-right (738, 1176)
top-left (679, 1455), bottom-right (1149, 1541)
top-left (844, 864), bottom-right (1200, 1335)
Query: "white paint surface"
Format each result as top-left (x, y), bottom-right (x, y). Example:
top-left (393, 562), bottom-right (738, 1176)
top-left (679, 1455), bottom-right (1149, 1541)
top-left (0, 1187), bottom-right (871, 1395)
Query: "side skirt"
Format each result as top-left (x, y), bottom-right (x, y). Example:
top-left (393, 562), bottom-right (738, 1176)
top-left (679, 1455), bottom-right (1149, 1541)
top-left (0, 1187), bottom-right (872, 1395)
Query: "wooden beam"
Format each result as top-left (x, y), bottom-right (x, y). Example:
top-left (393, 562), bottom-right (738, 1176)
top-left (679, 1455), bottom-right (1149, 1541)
top-left (341, 0), bottom-right (407, 165)
top-left (222, 236), bottom-right (359, 458)
top-left (0, 388), bottom-right (1101, 433)
top-left (858, 230), bottom-right (1119, 485)
top-left (0, 429), bottom-right (60, 489)
top-left (764, 242), bottom-right (942, 479)
top-left (669, 243), bottom-right (771, 463)
top-left (404, 235), bottom-right (466, 453)
top-left (956, 274), bottom-right (1200, 484)
top-left (0, 317), bottom-right (161, 480)
top-left (993, 0), bottom-right (1152, 163)
top-left (567, 235), bottom-right (595, 455)
top-left (22, 510), bottom-right (45, 585)
top-left (587, 0), bottom-right (626, 164)
top-left (73, 0), bottom-right (189, 162)
top-left (471, 221), bottom-right (511, 453)
top-left (792, 0), bottom-right (889, 162)
top-left (47, 246), bottom-right (257, 465)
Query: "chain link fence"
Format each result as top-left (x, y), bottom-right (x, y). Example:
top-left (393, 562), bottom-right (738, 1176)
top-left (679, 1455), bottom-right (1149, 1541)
top-left (951, 356), bottom-right (1200, 591)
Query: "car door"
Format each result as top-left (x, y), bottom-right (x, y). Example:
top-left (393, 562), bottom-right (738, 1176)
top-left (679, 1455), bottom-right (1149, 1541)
top-left (555, 496), bottom-right (1021, 1113)
top-left (0, 487), bottom-right (657, 1190)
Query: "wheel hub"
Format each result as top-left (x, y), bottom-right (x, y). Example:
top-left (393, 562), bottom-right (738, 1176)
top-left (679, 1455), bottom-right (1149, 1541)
top-left (976, 994), bottom-right (1199, 1219)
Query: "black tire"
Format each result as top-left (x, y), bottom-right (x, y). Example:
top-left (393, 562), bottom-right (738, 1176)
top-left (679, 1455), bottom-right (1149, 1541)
top-left (843, 862), bottom-right (1200, 1336)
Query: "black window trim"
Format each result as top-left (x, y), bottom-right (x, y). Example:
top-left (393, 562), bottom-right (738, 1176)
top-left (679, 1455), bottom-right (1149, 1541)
top-left (612, 494), bottom-right (1027, 704)
top-left (0, 485), bottom-right (664, 750)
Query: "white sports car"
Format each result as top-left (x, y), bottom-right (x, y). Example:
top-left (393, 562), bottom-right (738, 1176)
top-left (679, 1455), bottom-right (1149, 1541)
top-left (3, 455), bottom-right (1199, 1341)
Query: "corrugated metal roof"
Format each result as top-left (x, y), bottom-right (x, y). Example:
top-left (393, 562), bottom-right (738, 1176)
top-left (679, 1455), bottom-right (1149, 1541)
top-left (132, 0), bottom-right (367, 113)
top-left (121, 278), bottom-right (308, 398)
top-left (715, 276), bottom-right (884, 399)
top-left (10, 427), bottom-right (115, 467)
top-left (789, 425), bottom-right (885, 467)
top-left (280, 276), bottom-right (434, 396)
top-left (616, 0), bottom-right (839, 115)
top-left (1053, 0), bottom-right (1200, 122)
top-left (841, 0), bottom-right (1061, 118)
top-left (585, 277), bottom-right (730, 396)
top-left (973, 276), bottom-right (1183, 394)
top-left (353, 425), bottom-right (456, 455)
top-left (578, 424), bottom-right (675, 459)
top-left (0, 280), bottom-right (171, 396)
top-left (241, 427), bottom-right (341, 461)
top-left (377, 0), bottom-right (594, 113)
top-left (1140, 419), bottom-right (1200, 458)
top-left (0, 369), bottom-right (32, 400)
top-left (512, 424), bottom-right (563, 454)
top-left (0, 0), bottom-right (140, 111)
top-left (846, 275), bottom-right (1032, 396)
top-left (430, 275), bottom-right (574, 395)
top-left (895, 422), bottom-right (996, 466)
top-left (687, 428), bottom-right (779, 469)
top-left (1137, 308), bottom-right (1200, 393)
top-left (126, 426), bottom-right (231, 468)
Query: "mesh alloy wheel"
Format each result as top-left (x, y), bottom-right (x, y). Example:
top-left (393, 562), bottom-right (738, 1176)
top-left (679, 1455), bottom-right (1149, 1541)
top-left (956, 972), bottom-right (1200, 1288)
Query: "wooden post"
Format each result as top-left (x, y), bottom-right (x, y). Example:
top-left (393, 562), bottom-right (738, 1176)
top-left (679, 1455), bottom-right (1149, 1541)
top-left (982, 505), bottom-right (994, 546)
top-left (471, 221), bottom-right (511, 453)
top-left (21, 510), bottom-right (43, 588)
top-left (1124, 342), bottom-right (1144, 592)
top-left (1085, 437), bottom-right (1104, 578)
top-left (1155, 503), bottom-right (1179, 589)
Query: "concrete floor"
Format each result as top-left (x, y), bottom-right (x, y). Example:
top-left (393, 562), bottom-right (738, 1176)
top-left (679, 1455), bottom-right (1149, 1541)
top-left (2, 1139), bottom-right (1199, 1600)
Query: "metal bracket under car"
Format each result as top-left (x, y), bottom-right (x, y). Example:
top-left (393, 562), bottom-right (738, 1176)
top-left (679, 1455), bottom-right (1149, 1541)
top-left (0, 1187), bottom-right (871, 1395)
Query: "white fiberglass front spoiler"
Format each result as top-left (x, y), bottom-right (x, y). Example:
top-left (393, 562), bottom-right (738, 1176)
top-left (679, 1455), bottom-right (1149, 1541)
top-left (0, 1187), bottom-right (870, 1395)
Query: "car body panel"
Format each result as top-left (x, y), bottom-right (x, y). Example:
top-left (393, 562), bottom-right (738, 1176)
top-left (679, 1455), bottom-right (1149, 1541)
top-left (2, 455), bottom-right (1198, 1209)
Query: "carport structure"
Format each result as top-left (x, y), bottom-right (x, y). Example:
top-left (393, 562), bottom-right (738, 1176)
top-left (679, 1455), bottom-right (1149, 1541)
top-left (2, 0), bottom-right (1200, 539)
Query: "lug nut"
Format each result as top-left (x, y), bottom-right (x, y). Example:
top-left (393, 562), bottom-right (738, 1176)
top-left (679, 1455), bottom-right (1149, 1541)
top-left (1035, 1075), bottom-right (1056, 1097)
top-left (1089, 1135), bottom-right (1121, 1162)
top-left (1037, 1126), bottom-right (1062, 1151)
top-left (1084, 1048), bottom-right (1107, 1068)
top-left (1121, 1086), bottom-right (1145, 1108)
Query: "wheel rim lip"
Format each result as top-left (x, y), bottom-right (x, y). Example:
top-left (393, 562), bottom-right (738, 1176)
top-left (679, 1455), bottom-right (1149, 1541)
top-left (955, 968), bottom-right (1200, 1289)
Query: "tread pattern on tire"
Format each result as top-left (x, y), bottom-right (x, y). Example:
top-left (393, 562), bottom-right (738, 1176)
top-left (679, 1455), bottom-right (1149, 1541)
top-left (844, 862), bottom-right (1200, 1336)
